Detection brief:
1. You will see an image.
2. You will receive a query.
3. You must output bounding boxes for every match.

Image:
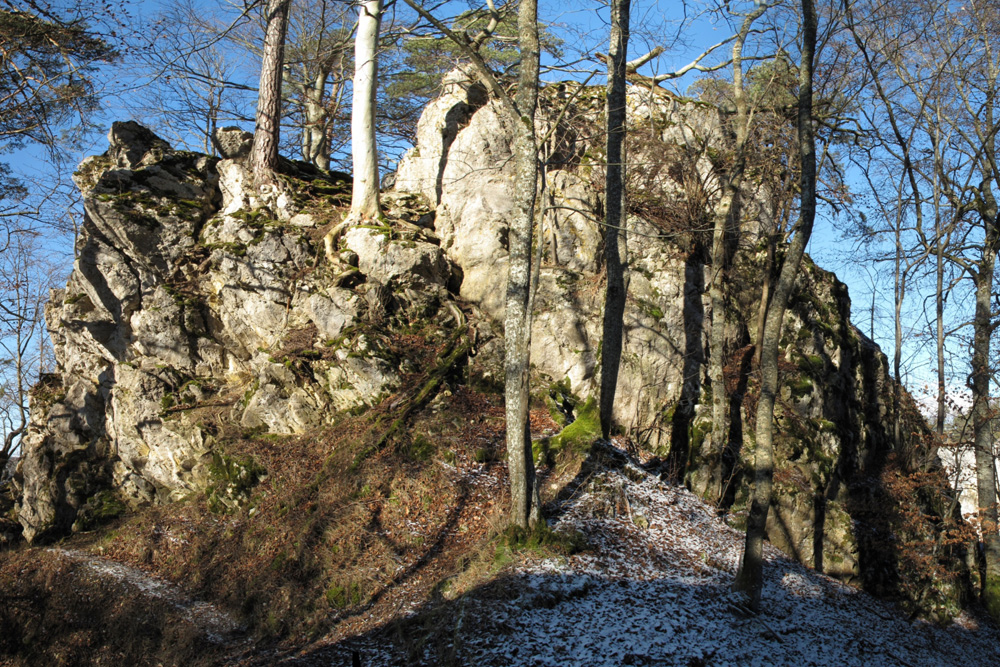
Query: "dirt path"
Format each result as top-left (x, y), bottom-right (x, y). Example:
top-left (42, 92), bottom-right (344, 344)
top-left (50, 547), bottom-right (246, 645)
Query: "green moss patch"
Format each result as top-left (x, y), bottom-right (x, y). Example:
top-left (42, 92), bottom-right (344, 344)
top-left (985, 575), bottom-right (1000, 622)
top-left (500, 522), bottom-right (586, 557)
top-left (326, 580), bottom-right (365, 609)
top-left (206, 452), bottom-right (266, 514)
top-left (533, 397), bottom-right (600, 467)
top-left (73, 490), bottom-right (128, 532)
top-left (787, 376), bottom-right (814, 399)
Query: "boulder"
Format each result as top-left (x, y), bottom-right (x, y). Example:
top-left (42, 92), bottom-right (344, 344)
top-left (211, 126), bottom-right (253, 160)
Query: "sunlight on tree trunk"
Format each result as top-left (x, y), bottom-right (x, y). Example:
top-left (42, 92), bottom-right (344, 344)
top-left (505, 0), bottom-right (542, 529)
top-left (706, 5), bottom-right (765, 501)
top-left (251, 0), bottom-right (291, 189)
top-left (734, 0), bottom-right (817, 611)
top-left (349, 0), bottom-right (382, 221)
top-left (598, 0), bottom-right (630, 441)
top-left (398, 0), bottom-right (544, 529)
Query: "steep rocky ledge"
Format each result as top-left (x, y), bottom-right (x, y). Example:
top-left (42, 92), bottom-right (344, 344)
top-left (11, 72), bottom-right (968, 618)
top-left (15, 121), bottom-right (457, 542)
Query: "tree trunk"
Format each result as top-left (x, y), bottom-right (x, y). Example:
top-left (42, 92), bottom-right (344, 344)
top-left (397, 0), bottom-right (543, 528)
top-left (301, 68), bottom-right (332, 170)
top-left (754, 238), bottom-right (774, 367)
top-left (934, 164), bottom-right (946, 435)
top-left (733, 0), bottom-right (816, 611)
top-left (892, 222), bottom-right (904, 450)
top-left (250, 0), bottom-right (291, 188)
top-left (707, 6), bottom-right (763, 499)
top-left (972, 218), bottom-right (1000, 619)
top-left (350, 0), bottom-right (382, 220)
top-left (505, 0), bottom-right (542, 529)
top-left (598, 0), bottom-right (630, 441)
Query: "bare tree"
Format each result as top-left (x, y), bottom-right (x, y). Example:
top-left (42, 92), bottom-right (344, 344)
top-left (124, 0), bottom-right (257, 155)
top-left (403, 0), bottom-right (544, 528)
top-left (704, 2), bottom-right (770, 501)
top-left (733, 0), bottom-right (817, 611)
top-left (0, 3), bottom-right (112, 464)
top-left (849, 0), bottom-right (1000, 618)
top-left (0, 226), bottom-right (52, 472)
top-left (598, 0), bottom-right (630, 441)
top-left (284, 0), bottom-right (354, 170)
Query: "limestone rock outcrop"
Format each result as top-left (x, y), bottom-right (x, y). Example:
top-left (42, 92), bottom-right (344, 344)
top-left (13, 123), bottom-right (447, 542)
top-left (14, 87), bottom-right (965, 618)
top-left (393, 77), bottom-right (964, 615)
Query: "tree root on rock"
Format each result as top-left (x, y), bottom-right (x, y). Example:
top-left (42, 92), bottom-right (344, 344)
top-left (350, 328), bottom-right (472, 470)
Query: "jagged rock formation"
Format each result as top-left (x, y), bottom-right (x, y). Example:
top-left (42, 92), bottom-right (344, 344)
top-left (13, 84), bottom-right (966, 617)
top-left (393, 74), bottom-right (966, 616)
top-left (13, 122), bottom-right (455, 542)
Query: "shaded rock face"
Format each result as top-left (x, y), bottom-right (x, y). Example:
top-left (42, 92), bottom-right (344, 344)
top-left (14, 122), bottom-right (450, 542)
top-left (393, 78), bottom-right (962, 609)
top-left (16, 92), bottom-right (963, 616)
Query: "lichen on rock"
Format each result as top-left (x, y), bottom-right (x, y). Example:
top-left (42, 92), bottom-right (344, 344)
top-left (14, 123), bottom-right (458, 543)
top-left (13, 85), bottom-right (973, 622)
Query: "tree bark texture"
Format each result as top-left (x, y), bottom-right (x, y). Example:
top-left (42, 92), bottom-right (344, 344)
top-left (972, 214), bottom-right (1000, 619)
top-left (707, 7), bottom-right (762, 500)
top-left (754, 240), bottom-right (774, 367)
top-left (893, 226), bottom-right (904, 450)
top-left (734, 0), bottom-right (817, 611)
top-left (505, 0), bottom-right (543, 529)
top-left (250, 0), bottom-right (291, 187)
top-left (350, 0), bottom-right (382, 219)
top-left (599, 0), bottom-right (630, 441)
top-left (302, 68), bottom-right (331, 170)
top-left (929, 118), bottom-right (948, 436)
top-left (398, 0), bottom-right (543, 529)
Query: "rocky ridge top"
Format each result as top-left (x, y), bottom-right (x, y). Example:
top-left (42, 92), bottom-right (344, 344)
top-left (9, 80), bottom-right (969, 622)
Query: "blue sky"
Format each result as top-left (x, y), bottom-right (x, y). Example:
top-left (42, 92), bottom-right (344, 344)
top-left (5, 0), bottom-right (955, 405)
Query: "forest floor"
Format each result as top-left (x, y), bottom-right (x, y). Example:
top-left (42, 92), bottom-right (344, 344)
top-left (268, 441), bottom-right (1000, 667)
top-left (2, 432), bottom-right (999, 666)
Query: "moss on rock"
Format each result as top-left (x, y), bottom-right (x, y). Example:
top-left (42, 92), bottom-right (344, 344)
top-left (206, 452), bottom-right (266, 514)
top-left (533, 397), bottom-right (600, 466)
top-left (72, 490), bottom-right (127, 532)
top-left (985, 575), bottom-right (1000, 622)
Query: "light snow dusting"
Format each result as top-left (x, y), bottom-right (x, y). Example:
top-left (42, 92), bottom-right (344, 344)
top-left (51, 547), bottom-right (244, 644)
top-left (354, 444), bottom-right (1000, 666)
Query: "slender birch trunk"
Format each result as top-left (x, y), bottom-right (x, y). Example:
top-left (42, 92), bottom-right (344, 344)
top-left (350, 0), bottom-right (382, 220)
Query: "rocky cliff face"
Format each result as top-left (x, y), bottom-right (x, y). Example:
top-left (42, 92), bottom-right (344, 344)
top-left (14, 122), bottom-right (456, 542)
top-left (393, 72), bottom-right (967, 615)
top-left (13, 80), bottom-right (966, 616)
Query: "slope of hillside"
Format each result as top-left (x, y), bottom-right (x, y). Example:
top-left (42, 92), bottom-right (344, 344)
top-left (263, 441), bottom-right (996, 667)
top-left (1, 84), bottom-right (993, 662)
top-left (4, 437), bottom-right (997, 666)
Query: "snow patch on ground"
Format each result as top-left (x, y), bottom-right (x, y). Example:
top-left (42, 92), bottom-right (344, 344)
top-left (51, 547), bottom-right (245, 644)
top-left (352, 444), bottom-right (1000, 666)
